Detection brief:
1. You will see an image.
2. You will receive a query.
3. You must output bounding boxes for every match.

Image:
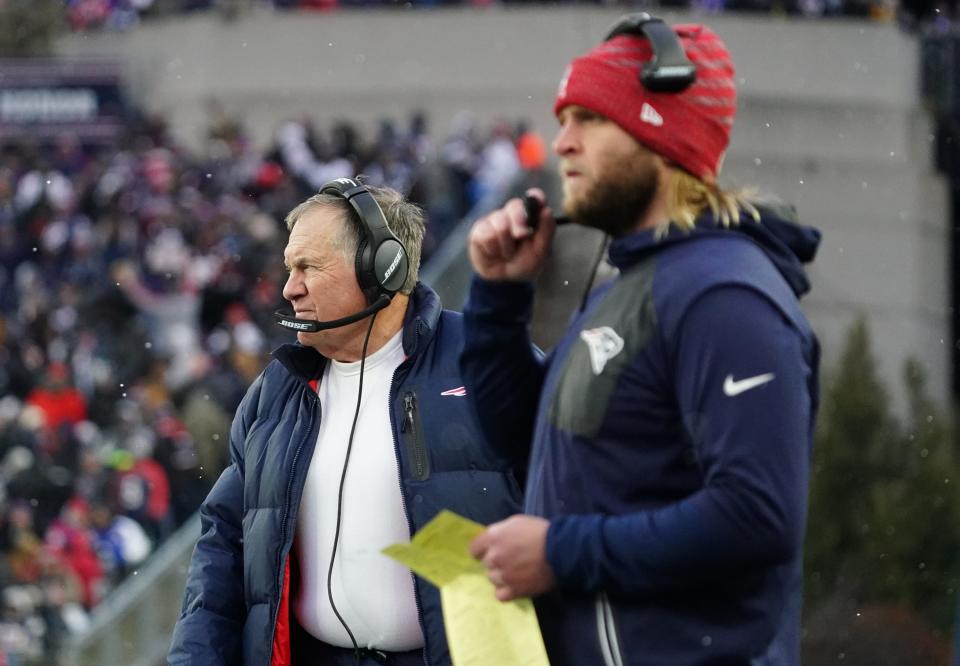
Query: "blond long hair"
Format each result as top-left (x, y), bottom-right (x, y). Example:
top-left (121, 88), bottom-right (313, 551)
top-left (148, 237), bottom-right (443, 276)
top-left (659, 168), bottom-right (760, 237)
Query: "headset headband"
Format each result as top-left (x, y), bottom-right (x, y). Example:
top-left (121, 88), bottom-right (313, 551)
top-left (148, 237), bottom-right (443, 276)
top-left (604, 13), bottom-right (697, 93)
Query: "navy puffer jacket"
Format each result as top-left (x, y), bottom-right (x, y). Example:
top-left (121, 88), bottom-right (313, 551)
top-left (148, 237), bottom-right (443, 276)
top-left (169, 283), bottom-right (523, 666)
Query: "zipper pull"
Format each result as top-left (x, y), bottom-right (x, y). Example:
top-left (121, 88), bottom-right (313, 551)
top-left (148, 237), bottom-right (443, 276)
top-left (402, 393), bottom-right (416, 434)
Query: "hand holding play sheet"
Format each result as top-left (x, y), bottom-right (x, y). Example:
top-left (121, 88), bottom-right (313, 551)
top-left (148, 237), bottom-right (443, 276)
top-left (383, 510), bottom-right (550, 666)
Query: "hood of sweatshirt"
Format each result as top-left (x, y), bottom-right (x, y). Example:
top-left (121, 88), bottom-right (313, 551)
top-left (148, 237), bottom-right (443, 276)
top-left (606, 202), bottom-right (821, 297)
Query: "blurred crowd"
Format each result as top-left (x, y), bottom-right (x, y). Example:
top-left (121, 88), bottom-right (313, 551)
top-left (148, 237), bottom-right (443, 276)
top-left (62, 0), bottom-right (896, 31)
top-left (0, 104), bottom-right (546, 662)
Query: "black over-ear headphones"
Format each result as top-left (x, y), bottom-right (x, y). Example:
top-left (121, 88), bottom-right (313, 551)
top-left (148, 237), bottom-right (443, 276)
top-left (604, 13), bottom-right (697, 93)
top-left (274, 177), bottom-right (410, 333)
top-left (321, 177), bottom-right (410, 303)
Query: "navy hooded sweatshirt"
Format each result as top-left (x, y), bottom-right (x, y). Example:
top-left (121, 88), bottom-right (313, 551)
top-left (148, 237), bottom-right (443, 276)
top-left (461, 204), bottom-right (821, 666)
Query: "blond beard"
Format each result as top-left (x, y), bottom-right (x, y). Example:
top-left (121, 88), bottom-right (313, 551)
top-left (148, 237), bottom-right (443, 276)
top-left (562, 148), bottom-right (660, 238)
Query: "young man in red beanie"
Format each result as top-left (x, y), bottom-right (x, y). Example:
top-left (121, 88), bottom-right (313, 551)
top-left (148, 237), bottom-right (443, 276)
top-left (462, 16), bottom-right (821, 666)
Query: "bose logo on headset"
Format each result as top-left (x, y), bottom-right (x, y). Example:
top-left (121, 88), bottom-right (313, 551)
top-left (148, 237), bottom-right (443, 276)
top-left (382, 247), bottom-right (405, 283)
top-left (277, 319), bottom-right (315, 331)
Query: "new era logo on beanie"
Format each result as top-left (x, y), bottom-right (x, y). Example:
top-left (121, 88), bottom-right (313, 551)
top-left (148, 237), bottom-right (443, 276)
top-left (554, 24), bottom-right (736, 183)
top-left (640, 103), bottom-right (663, 127)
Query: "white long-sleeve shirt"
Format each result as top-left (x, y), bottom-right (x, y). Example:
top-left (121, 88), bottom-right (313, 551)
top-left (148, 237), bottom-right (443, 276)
top-left (294, 330), bottom-right (424, 650)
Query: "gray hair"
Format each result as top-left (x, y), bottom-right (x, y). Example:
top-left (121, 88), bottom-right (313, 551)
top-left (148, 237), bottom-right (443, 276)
top-left (284, 184), bottom-right (425, 295)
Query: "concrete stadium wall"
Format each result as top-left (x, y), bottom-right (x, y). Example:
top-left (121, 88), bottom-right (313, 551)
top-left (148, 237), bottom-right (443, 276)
top-left (56, 8), bottom-right (950, 411)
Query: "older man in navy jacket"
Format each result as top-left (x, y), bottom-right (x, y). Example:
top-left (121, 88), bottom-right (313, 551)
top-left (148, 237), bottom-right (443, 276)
top-left (169, 182), bottom-right (522, 666)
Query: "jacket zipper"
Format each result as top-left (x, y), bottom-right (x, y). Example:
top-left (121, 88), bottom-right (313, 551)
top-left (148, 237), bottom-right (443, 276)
top-left (269, 387), bottom-right (319, 663)
top-left (400, 390), bottom-right (429, 481)
top-left (389, 373), bottom-right (431, 666)
top-left (595, 592), bottom-right (625, 666)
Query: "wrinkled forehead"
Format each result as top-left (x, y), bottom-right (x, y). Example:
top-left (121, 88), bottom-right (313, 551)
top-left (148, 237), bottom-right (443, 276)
top-left (284, 207), bottom-right (346, 264)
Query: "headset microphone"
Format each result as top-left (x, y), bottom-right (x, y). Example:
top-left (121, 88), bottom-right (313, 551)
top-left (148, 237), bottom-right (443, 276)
top-left (273, 294), bottom-right (391, 333)
top-left (523, 194), bottom-right (570, 231)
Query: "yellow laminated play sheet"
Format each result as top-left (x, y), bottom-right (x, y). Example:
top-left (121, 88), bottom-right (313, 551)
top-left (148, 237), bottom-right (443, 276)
top-left (382, 510), bottom-right (550, 666)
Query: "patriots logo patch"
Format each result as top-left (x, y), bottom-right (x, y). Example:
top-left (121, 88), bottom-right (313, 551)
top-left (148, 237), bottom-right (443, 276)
top-left (580, 327), bottom-right (624, 375)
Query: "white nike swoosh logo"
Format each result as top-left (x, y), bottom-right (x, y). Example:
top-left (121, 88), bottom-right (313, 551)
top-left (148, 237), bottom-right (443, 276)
top-left (723, 373), bottom-right (775, 397)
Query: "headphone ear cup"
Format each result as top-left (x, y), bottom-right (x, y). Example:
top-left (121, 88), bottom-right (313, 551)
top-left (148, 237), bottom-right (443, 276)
top-left (354, 238), bottom-right (377, 303)
top-left (373, 239), bottom-right (408, 296)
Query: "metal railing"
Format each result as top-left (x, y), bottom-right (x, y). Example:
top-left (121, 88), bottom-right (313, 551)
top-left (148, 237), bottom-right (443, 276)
top-left (60, 514), bottom-right (200, 666)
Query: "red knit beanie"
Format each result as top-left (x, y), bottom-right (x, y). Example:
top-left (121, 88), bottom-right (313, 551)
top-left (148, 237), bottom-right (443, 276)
top-left (554, 24), bottom-right (736, 183)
